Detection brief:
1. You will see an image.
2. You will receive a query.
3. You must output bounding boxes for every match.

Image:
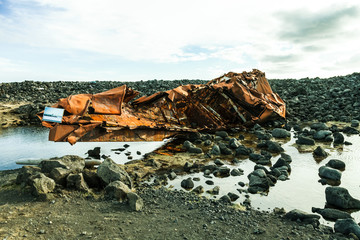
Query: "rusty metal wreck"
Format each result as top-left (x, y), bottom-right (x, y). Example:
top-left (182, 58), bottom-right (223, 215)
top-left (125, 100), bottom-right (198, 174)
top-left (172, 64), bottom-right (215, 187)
top-left (38, 69), bottom-right (286, 144)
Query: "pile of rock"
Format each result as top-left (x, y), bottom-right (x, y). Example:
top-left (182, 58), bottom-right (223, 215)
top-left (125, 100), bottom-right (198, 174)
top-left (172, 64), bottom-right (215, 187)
top-left (247, 153), bottom-right (292, 193)
top-left (16, 155), bottom-right (143, 211)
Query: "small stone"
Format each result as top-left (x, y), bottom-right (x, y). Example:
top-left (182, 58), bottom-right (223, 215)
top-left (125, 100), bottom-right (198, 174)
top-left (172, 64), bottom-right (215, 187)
top-left (181, 178), bottom-right (194, 190)
top-left (214, 158), bottom-right (225, 166)
top-left (205, 180), bottom-right (214, 185)
top-left (313, 146), bottom-right (328, 157)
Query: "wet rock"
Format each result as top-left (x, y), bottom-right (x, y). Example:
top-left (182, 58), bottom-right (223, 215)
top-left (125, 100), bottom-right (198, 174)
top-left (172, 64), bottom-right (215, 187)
top-left (145, 159), bottom-right (161, 168)
top-left (232, 158), bottom-right (240, 164)
top-left (213, 166), bottom-right (230, 177)
top-left (39, 155), bottom-right (85, 174)
top-left (205, 180), bottom-right (214, 185)
top-left (188, 146), bottom-right (203, 154)
top-left (333, 132), bottom-right (345, 144)
top-left (351, 120), bottom-right (359, 127)
top-left (215, 131), bottom-right (228, 139)
top-left (229, 138), bottom-right (241, 149)
top-left (313, 146), bottom-right (328, 157)
top-left (311, 207), bottom-right (352, 221)
top-left (284, 209), bottom-right (320, 224)
top-left (183, 162), bottom-right (195, 172)
top-left (227, 192), bottom-right (239, 201)
top-left (238, 181), bottom-right (245, 187)
top-left (235, 145), bottom-right (252, 156)
top-left (66, 173), bottom-right (89, 192)
top-left (97, 158), bottom-right (133, 188)
top-left (326, 186), bottom-right (360, 209)
top-left (313, 130), bottom-right (332, 140)
top-left (271, 128), bottom-right (290, 138)
top-left (219, 195), bottom-right (231, 204)
top-left (255, 130), bottom-right (272, 140)
top-left (280, 152), bottom-right (292, 163)
top-left (207, 186), bottom-right (220, 195)
top-left (296, 136), bottom-right (315, 145)
top-left (326, 159), bottom-right (346, 170)
top-left (310, 122), bottom-right (328, 131)
top-left (105, 180), bottom-right (131, 201)
top-left (87, 147), bottom-right (101, 159)
top-left (192, 185), bottom-right (204, 194)
top-left (266, 141), bottom-right (284, 153)
top-left (272, 158), bottom-right (289, 170)
top-left (181, 178), bottom-right (194, 190)
top-left (127, 192), bottom-right (144, 211)
top-left (230, 169), bottom-right (243, 176)
top-left (210, 144), bottom-right (221, 155)
top-left (214, 158), bottom-right (224, 166)
top-left (201, 164), bottom-right (218, 173)
top-left (168, 171), bottom-right (177, 180)
top-left (319, 166), bottom-right (342, 181)
top-left (249, 153), bottom-right (264, 162)
top-left (247, 169), bottom-right (270, 193)
top-left (218, 143), bottom-right (232, 155)
top-left (204, 139), bottom-right (212, 146)
top-left (30, 173), bottom-right (56, 197)
top-left (343, 126), bottom-right (359, 134)
top-left (334, 219), bottom-right (360, 239)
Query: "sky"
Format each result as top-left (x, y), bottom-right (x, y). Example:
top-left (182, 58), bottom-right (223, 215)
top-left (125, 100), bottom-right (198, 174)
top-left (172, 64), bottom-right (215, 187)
top-left (0, 0), bottom-right (359, 82)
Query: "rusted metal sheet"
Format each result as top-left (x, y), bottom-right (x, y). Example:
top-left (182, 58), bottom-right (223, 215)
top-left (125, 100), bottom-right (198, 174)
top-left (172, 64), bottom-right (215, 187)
top-left (38, 69), bottom-right (286, 144)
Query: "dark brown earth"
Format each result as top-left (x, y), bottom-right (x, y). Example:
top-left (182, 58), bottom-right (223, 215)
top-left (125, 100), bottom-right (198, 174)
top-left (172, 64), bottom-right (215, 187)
top-left (0, 167), bottom-right (351, 240)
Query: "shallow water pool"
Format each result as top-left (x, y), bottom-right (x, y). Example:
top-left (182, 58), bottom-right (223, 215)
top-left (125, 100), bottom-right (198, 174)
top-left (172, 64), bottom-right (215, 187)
top-left (0, 127), bottom-right (165, 170)
top-left (165, 130), bottom-right (360, 226)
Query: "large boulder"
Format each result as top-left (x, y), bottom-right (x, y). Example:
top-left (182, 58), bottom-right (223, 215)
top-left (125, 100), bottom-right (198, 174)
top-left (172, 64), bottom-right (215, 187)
top-left (49, 167), bottom-right (71, 185)
top-left (313, 130), bottom-right (332, 140)
top-left (271, 128), bottom-right (291, 138)
top-left (310, 122), bottom-right (328, 131)
top-left (180, 178), bottom-right (194, 190)
top-left (333, 132), bottom-right (345, 144)
top-left (39, 155), bottom-right (85, 174)
top-left (105, 180), bottom-right (131, 201)
top-left (325, 187), bottom-right (360, 209)
top-left (313, 146), bottom-right (328, 157)
top-left (326, 159), bottom-right (346, 170)
top-left (127, 192), bottom-right (144, 211)
top-left (97, 158), bottom-right (133, 188)
top-left (284, 209), bottom-right (320, 222)
top-left (266, 141), bottom-right (284, 153)
top-left (311, 207), bottom-right (352, 221)
top-left (16, 166), bottom-right (41, 186)
top-left (30, 173), bottom-right (56, 197)
top-left (66, 173), bottom-right (89, 192)
top-left (318, 166), bottom-right (342, 181)
top-left (334, 219), bottom-right (360, 239)
top-left (296, 136), bottom-right (315, 145)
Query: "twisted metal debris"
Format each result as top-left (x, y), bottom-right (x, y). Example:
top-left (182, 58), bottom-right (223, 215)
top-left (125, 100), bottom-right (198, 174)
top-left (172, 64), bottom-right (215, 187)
top-left (38, 69), bottom-right (286, 144)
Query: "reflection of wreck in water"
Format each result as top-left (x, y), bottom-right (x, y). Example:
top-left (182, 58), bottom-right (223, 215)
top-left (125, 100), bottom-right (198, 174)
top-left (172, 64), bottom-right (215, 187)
top-left (38, 69), bottom-right (286, 145)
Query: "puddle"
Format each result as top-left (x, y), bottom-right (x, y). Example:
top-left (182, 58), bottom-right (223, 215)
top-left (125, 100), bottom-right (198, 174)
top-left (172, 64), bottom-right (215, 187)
top-left (164, 130), bottom-right (360, 226)
top-left (0, 127), bottom-right (166, 170)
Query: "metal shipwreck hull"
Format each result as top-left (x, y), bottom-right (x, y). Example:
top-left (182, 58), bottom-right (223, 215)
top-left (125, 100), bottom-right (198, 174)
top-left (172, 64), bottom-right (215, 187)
top-left (38, 69), bottom-right (286, 144)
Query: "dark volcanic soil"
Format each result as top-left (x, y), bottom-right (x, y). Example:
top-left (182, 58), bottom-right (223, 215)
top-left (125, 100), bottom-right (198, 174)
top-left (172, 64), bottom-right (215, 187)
top-left (0, 169), bottom-right (340, 240)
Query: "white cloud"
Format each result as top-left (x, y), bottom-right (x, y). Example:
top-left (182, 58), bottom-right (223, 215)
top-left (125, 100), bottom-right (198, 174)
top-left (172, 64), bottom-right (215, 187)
top-left (0, 0), bottom-right (360, 80)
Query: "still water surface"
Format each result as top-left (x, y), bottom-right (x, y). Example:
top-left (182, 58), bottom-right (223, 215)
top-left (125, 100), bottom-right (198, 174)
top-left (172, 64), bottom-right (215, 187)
top-left (165, 131), bottom-right (360, 225)
top-left (0, 127), bottom-right (165, 170)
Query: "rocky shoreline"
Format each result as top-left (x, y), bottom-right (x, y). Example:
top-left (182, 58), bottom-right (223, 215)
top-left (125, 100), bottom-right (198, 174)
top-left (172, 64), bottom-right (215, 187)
top-left (1, 72), bottom-right (360, 239)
